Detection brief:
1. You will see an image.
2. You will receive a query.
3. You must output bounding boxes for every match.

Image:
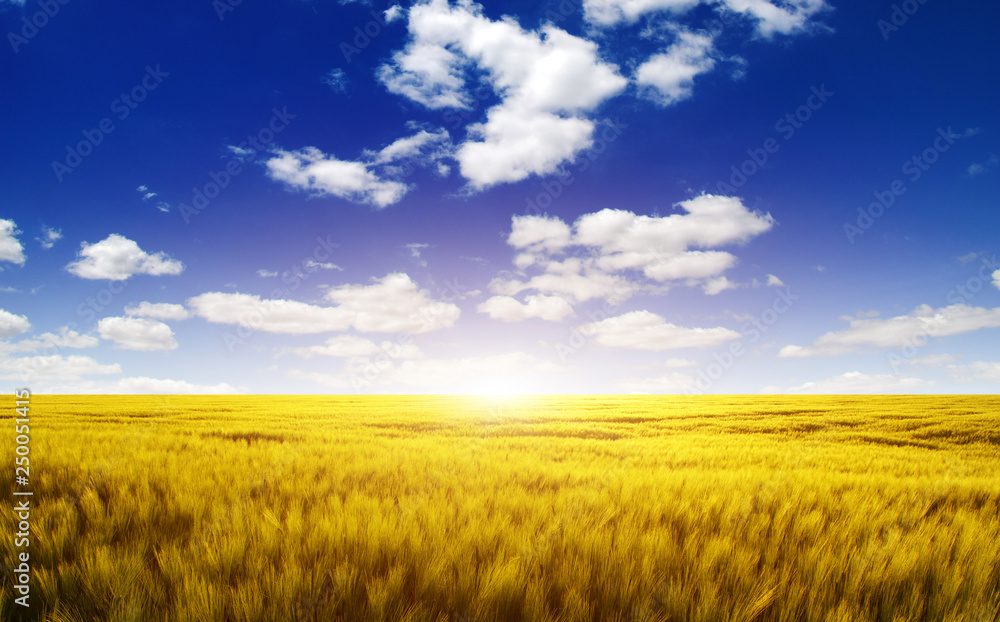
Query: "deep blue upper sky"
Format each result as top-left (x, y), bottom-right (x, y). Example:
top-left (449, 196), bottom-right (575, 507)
top-left (1, 0), bottom-right (998, 394)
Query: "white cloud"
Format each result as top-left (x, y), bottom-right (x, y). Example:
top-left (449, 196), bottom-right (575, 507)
top-left (188, 273), bottom-right (460, 335)
top-left (993, 269), bottom-right (1000, 291)
top-left (385, 5), bottom-right (404, 22)
top-left (508, 215), bottom-right (573, 253)
top-left (0, 219), bottom-right (25, 265)
top-left (720, 0), bottom-right (829, 36)
top-left (459, 107), bottom-right (599, 189)
top-left (580, 310), bottom-right (741, 351)
top-left (370, 128), bottom-right (452, 167)
top-left (324, 272), bottom-right (460, 333)
top-left (124, 302), bottom-right (191, 321)
top-left (635, 31), bottom-right (715, 106)
top-left (282, 334), bottom-right (424, 359)
top-left (0, 309), bottom-right (31, 338)
top-left (572, 196), bottom-right (774, 263)
top-left (379, 0), bottom-right (627, 188)
top-left (0, 327), bottom-right (98, 354)
top-left (581, 0), bottom-right (828, 36)
top-left (266, 147), bottom-right (409, 208)
top-left (257, 269), bottom-right (279, 278)
top-left (477, 294), bottom-right (576, 322)
top-left (949, 361), bottom-right (1000, 384)
top-left (907, 353), bottom-right (958, 367)
top-left (266, 128), bottom-right (452, 208)
top-left (65, 234), bottom-right (184, 280)
top-left (491, 195), bottom-right (774, 310)
top-left (98, 317), bottom-right (178, 351)
top-left (490, 267), bottom-right (635, 305)
top-left (785, 371), bottom-right (935, 394)
top-left (322, 68), bottom-right (348, 92)
top-left (304, 260), bottom-right (343, 271)
top-left (703, 275), bottom-right (739, 295)
top-left (582, 0), bottom-right (699, 25)
top-left (0, 354), bottom-right (122, 383)
top-left (766, 274), bottom-right (784, 287)
top-left (37, 224), bottom-right (63, 250)
top-left (966, 155), bottom-right (999, 177)
top-left (779, 304), bottom-right (1000, 357)
top-left (405, 242), bottom-right (431, 267)
top-left (189, 293), bottom-right (353, 335)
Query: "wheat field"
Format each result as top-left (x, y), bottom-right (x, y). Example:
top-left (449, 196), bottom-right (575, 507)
top-left (2, 395), bottom-right (999, 621)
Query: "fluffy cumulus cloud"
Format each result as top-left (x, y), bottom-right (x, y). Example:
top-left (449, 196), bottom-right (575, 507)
top-left (0, 219), bottom-right (25, 265)
top-left (477, 294), bottom-right (576, 322)
top-left (994, 270), bottom-right (1000, 290)
top-left (779, 304), bottom-right (1000, 357)
top-left (282, 334), bottom-right (424, 360)
top-left (508, 215), bottom-right (573, 253)
top-left (124, 302), bottom-right (191, 321)
top-left (98, 317), bottom-right (179, 351)
top-left (266, 128), bottom-right (453, 208)
top-left (785, 372), bottom-right (935, 394)
top-left (0, 309), bottom-right (31, 338)
top-left (582, 0), bottom-right (829, 36)
top-left (635, 31), bottom-right (716, 106)
top-left (580, 310), bottom-right (740, 351)
top-left (188, 273), bottom-right (460, 335)
top-left (65, 234), bottom-right (184, 280)
top-left (378, 0), bottom-right (627, 188)
top-left (487, 195), bottom-right (773, 316)
top-left (266, 147), bottom-right (409, 208)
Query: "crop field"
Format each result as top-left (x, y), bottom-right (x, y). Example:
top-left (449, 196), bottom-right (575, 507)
top-left (2, 395), bottom-right (1000, 622)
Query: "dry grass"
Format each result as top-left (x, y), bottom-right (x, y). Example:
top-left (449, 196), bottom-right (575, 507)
top-left (2, 395), bottom-right (999, 621)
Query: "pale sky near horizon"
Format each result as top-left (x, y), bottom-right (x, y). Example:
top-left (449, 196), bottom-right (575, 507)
top-left (1, 0), bottom-right (998, 394)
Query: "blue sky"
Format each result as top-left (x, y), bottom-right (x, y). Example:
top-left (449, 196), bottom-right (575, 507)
top-left (1, 0), bottom-right (998, 394)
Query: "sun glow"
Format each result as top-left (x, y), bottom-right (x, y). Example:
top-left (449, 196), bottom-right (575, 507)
top-left (465, 378), bottom-right (530, 398)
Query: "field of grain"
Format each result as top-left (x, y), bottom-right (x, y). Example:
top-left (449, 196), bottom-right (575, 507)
top-left (2, 395), bottom-right (999, 621)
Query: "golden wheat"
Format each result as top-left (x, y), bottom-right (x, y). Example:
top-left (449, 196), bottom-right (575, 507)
top-left (2, 395), bottom-right (999, 621)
